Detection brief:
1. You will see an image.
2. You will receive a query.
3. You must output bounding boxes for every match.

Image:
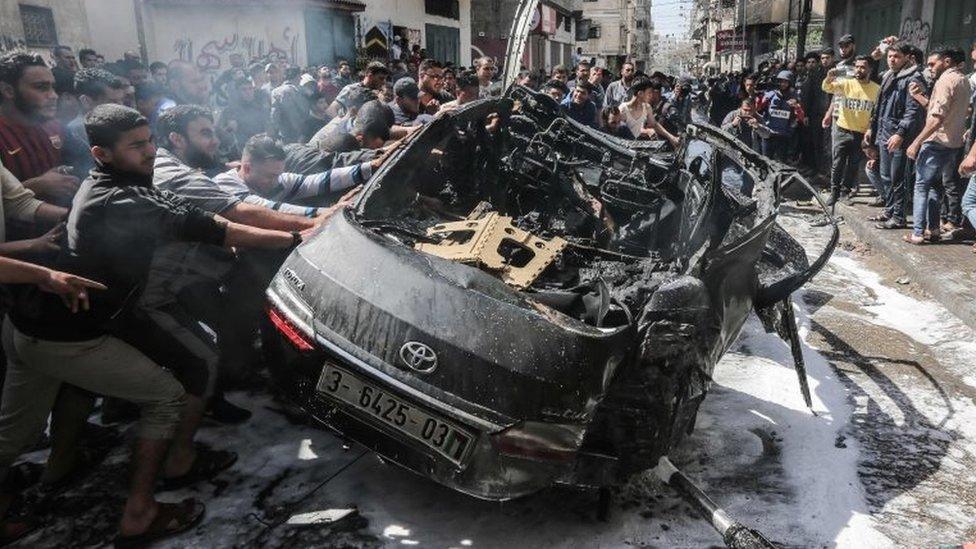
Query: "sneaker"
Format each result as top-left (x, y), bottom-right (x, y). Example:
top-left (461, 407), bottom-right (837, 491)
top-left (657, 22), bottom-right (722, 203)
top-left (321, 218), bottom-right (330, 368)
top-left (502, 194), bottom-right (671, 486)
top-left (875, 218), bottom-right (906, 229)
top-left (206, 395), bottom-right (252, 424)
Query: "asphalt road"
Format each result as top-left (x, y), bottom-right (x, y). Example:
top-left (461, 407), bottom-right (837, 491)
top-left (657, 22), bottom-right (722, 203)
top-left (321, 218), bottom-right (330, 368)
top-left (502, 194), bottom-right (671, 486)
top-left (15, 206), bottom-right (976, 548)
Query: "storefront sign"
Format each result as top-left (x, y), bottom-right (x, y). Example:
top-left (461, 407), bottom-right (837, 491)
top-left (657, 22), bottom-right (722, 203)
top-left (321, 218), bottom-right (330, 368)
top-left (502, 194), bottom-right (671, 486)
top-left (715, 29), bottom-right (746, 52)
top-left (531, 4), bottom-right (558, 35)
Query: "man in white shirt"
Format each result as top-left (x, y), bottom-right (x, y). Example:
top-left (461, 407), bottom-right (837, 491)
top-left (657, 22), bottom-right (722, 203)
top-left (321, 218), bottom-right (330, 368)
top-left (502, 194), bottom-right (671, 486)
top-left (474, 57), bottom-right (501, 99)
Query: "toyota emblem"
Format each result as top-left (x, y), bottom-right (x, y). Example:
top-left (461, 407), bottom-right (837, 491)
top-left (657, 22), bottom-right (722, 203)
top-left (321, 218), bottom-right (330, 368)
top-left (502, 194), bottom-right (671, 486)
top-left (399, 341), bottom-right (438, 373)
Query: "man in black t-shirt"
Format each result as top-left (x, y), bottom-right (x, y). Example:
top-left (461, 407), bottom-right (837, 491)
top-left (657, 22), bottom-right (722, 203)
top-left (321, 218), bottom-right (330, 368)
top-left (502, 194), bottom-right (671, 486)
top-left (0, 105), bottom-right (308, 545)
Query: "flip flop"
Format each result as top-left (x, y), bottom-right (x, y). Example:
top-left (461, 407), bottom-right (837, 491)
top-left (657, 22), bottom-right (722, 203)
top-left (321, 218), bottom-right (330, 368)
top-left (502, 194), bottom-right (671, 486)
top-left (903, 234), bottom-right (926, 245)
top-left (159, 447), bottom-right (237, 492)
top-left (113, 498), bottom-right (204, 548)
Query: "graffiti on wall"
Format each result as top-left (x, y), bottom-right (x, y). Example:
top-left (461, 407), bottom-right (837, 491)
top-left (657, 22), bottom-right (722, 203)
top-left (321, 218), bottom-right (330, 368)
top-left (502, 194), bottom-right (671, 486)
top-left (0, 35), bottom-right (27, 52)
top-left (900, 17), bottom-right (931, 51)
top-left (172, 27), bottom-right (299, 72)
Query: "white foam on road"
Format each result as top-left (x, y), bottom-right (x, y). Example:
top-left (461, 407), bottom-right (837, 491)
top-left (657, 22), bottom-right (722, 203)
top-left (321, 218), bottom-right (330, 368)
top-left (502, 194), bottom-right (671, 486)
top-left (162, 250), bottom-right (976, 548)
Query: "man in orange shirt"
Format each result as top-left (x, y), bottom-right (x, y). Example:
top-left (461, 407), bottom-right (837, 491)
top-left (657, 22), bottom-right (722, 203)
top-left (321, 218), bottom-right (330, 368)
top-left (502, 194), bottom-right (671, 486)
top-left (905, 48), bottom-right (972, 244)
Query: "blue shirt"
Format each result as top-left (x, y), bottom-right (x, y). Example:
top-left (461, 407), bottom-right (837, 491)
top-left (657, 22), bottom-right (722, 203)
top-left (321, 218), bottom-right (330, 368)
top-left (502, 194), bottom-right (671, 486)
top-left (560, 96), bottom-right (598, 128)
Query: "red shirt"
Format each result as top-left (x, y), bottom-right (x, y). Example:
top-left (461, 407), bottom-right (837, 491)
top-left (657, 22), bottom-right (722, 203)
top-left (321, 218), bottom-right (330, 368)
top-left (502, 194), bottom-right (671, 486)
top-left (0, 115), bottom-right (64, 182)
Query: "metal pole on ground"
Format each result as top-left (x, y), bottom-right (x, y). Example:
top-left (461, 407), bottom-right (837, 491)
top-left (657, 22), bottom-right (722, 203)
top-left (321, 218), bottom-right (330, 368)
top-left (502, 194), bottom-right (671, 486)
top-left (653, 457), bottom-right (778, 549)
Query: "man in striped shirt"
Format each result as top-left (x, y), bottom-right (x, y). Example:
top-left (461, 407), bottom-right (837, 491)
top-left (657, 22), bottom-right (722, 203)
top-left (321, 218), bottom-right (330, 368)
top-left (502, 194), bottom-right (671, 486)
top-left (214, 134), bottom-right (375, 217)
top-left (0, 50), bottom-right (80, 206)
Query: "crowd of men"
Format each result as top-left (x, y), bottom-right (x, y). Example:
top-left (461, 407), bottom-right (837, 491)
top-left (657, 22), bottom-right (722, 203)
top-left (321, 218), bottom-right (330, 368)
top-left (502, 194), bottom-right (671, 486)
top-left (0, 41), bottom-right (698, 545)
top-left (703, 34), bottom-right (976, 246)
top-left (1, 28), bottom-right (973, 545)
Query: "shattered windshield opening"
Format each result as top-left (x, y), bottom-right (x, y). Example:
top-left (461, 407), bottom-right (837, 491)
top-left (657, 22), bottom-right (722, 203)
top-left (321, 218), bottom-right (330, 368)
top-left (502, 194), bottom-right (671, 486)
top-left (354, 88), bottom-right (769, 330)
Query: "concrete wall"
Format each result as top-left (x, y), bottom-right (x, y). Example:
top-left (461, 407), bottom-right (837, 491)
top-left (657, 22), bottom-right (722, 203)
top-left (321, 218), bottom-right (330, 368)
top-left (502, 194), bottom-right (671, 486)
top-left (825, 0), bottom-right (935, 52)
top-left (141, 3), bottom-right (307, 73)
top-left (358, 0), bottom-right (472, 65)
top-left (581, 0), bottom-right (626, 59)
top-left (0, 0), bottom-right (91, 54)
top-left (84, 0), bottom-right (140, 62)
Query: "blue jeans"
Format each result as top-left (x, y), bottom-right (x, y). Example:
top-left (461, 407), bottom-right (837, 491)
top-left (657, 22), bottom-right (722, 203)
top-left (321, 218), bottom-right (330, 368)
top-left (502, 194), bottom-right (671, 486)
top-left (879, 144), bottom-right (908, 222)
top-left (866, 161), bottom-right (883, 197)
top-left (962, 175), bottom-right (976, 230)
top-left (912, 143), bottom-right (959, 236)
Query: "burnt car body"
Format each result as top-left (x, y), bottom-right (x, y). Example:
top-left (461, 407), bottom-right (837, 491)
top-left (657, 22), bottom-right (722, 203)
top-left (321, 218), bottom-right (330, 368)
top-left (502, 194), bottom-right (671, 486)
top-left (264, 84), bottom-right (838, 501)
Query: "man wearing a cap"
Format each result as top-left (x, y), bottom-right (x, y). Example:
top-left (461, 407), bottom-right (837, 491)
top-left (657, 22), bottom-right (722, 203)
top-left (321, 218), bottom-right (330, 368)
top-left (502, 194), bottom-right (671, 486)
top-left (756, 70), bottom-right (803, 161)
top-left (308, 86), bottom-right (376, 149)
top-left (822, 55), bottom-right (880, 205)
top-left (327, 61), bottom-right (389, 118)
top-left (390, 77), bottom-right (421, 125)
top-left (262, 63), bottom-right (284, 98)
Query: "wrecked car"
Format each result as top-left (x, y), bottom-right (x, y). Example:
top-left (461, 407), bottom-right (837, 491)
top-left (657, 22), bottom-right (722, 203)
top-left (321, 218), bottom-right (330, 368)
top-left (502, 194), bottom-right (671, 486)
top-left (264, 83), bottom-right (838, 502)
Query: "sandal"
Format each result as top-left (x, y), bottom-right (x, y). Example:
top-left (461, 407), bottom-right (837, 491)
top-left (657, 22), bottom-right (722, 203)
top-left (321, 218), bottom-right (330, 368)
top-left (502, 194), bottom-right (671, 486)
top-left (113, 498), bottom-right (204, 548)
top-left (903, 234), bottom-right (926, 245)
top-left (867, 213), bottom-right (890, 222)
top-left (159, 447), bottom-right (237, 492)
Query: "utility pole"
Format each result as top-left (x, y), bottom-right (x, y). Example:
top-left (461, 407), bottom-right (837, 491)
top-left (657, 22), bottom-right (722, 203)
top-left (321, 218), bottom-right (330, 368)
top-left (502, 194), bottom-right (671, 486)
top-left (785, 0), bottom-right (792, 62)
top-left (795, 0), bottom-right (813, 60)
top-left (739, 0), bottom-right (746, 70)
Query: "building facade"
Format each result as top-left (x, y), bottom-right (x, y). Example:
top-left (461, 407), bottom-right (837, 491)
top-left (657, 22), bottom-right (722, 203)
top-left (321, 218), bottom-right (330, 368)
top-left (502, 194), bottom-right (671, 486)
top-left (471, 0), bottom-right (579, 72)
top-left (825, 0), bottom-right (974, 55)
top-left (0, 0), bottom-right (91, 55)
top-left (79, 0), bottom-right (472, 75)
top-left (577, 0), bottom-right (651, 72)
top-left (690, 0), bottom-right (826, 73)
top-left (82, 0), bottom-right (366, 72)
top-left (356, 0), bottom-right (472, 66)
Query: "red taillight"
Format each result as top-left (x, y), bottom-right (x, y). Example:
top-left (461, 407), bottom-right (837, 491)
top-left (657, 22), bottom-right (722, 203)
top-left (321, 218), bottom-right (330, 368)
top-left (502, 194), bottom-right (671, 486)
top-left (267, 305), bottom-right (315, 352)
top-left (491, 422), bottom-right (580, 462)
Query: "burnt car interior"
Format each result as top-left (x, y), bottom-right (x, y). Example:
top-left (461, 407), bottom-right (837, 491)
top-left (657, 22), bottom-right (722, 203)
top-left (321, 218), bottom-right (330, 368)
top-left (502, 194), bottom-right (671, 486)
top-left (357, 86), bottom-right (778, 331)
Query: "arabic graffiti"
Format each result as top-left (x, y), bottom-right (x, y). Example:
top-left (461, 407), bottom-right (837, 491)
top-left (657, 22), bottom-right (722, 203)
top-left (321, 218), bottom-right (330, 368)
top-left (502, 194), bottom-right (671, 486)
top-left (899, 17), bottom-right (931, 51)
top-left (0, 35), bottom-right (27, 52)
top-left (171, 27), bottom-right (299, 72)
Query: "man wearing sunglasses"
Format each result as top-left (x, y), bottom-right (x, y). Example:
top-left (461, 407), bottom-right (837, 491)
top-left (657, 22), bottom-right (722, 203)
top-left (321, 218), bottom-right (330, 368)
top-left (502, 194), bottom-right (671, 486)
top-left (418, 59), bottom-right (454, 115)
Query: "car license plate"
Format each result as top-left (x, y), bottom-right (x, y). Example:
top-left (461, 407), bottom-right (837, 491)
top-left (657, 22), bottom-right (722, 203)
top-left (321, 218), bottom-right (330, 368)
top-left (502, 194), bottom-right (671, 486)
top-left (315, 363), bottom-right (474, 465)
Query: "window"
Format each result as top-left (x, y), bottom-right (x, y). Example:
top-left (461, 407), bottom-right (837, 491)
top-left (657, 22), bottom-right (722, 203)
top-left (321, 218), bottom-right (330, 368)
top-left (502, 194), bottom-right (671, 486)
top-left (425, 0), bottom-right (459, 20)
top-left (576, 19), bottom-right (591, 41)
top-left (19, 4), bottom-right (57, 47)
top-left (588, 25), bottom-right (602, 39)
